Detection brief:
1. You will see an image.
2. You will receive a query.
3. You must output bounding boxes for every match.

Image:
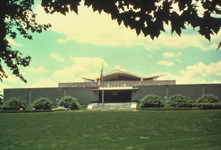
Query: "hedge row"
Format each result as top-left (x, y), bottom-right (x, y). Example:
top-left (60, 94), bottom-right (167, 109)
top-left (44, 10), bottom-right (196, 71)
top-left (1, 106), bottom-right (20, 110)
top-left (196, 103), bottom-right (221, 109)
top-left (1, 96), bottom-right (81, 111)
top-left (139, 94), bottom-right (220, 109)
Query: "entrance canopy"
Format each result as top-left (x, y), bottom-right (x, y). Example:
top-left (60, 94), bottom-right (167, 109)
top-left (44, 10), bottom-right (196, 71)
top-left (99, 87), bottom-right (138, 90)
top-left (92, 87), bottom-right (138, 91)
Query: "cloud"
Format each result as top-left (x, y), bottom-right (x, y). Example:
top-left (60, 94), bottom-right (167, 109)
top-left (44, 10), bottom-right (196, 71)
top-left (27, 78), bottom-right (57, 88)
top-left (25, 66), bottom-right (49, 73)
top-left (0, 83), bottom-right (11, 95)
top-left (52, 57), bottom-right (108, 81)
top-left (50, 52), bottom-right (65, 62)
top-left (158, 61), bottom-right (221, 84)
top-left (72, 57), bottom-right (107, 68)
top-left (1, 69), bottom-right (20, 83)
top-left (180, 61), bottom-right (221, 78)
top-left (7, 38), bottom-right (23, 47)
top-left (157, 60), bottom-right (174, 66)
top-left (57, 38), bottom-right (66, 44)
top-left (163, 52), bottom-right (182, 58)
top-left (212, 80), bottom-right (221, 83)
top-left (33, 4), bottom-right (220, 51)
top-left (115, 65), bottom-right (126, 71)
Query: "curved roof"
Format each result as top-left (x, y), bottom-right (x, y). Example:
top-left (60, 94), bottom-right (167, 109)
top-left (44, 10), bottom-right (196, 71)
top-left (99, 69), bottom-right (166, 81)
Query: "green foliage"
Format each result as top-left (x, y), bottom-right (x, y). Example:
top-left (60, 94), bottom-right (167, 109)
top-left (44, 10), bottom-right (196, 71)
top-left (2, 106), bottom-right (20, 110)
top-left (197, 94), bottom-right (220, 103)
top-left (140, 94), bottom-right (164, 108)
top-left (0, 0), bottom-right (51, 82)
top-left (42, 0), bottom-right (221, 41)
top-left (5, 97), bottom-right (26, 110)
top-left (58, 96), bottom-right (80, 110)
top-left (168, 94), bottom-right (193, 108)
top-left (1, 0), bottom-right (221, 82)
top-left (32, 97), bottom-right (52, 110)
top-left (0, 94), bottom-right (3, 105)
top-left (196, 103), bottom-right (221, 109)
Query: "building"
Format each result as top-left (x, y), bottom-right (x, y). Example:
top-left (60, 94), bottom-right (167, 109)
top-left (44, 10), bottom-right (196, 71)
top-left (3, 69), bottom-right (221, 105)
top-left (59, 69), bottom-right (175, 103)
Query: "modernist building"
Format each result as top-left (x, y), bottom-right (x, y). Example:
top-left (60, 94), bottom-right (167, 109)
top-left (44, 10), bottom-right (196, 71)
top-left (3, 69), bottom-right (221, 105)
top-left (59, 69), bottom-right (176, 103)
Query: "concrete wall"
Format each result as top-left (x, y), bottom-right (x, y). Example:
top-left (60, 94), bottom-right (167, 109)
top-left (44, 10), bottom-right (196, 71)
top-left (132, 85), bottom-right (166, 100)
top-left (3, 84), bottom-right (221, 105)
top-left (132, 84), bottom-right (221, 102)
top-left (205, 84), bottom-right (221, 100)
top-left (31, 88), bottom-right (64, 104)
top-left (168, 84), bottom-right (202, 101)
top-left (4, 87), bottom-right (98, 105)
top-left (65, 87), bottom-right (98, 104)
top-left (4, 88), bottom-right (29, 104)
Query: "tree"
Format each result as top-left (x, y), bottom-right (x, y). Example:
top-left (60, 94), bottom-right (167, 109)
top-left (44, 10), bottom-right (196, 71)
top-left (0, 0), bottom-right (51, 82)
top-left (0, 93), bottom-right (3, 105)
top-left (1, 0), bottom-right (221, 82)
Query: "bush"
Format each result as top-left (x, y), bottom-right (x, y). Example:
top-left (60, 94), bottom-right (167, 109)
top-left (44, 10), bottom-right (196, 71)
top-left (0, 94), bottom-right (3, 105)
top-left (5, 97), bottom-right (26, 110)
top-left (58, 96), bottom-right (80, 110)
top-left (196, 103), bottom-right (221, 109)
top-left (2, 106), bottom-right (20, 110)
top-left (32, 97), bottom-right (52, 110)
top-left (197, 94), bottom-right (220, 103)
top-left (140, 94), bottom-right (164, 108)
top-left (168, 94), bottom-right (193, 108)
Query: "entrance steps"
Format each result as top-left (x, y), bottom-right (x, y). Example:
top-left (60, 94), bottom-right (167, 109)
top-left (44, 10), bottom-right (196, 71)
top-left (87, 102), bottom-right (138, 110)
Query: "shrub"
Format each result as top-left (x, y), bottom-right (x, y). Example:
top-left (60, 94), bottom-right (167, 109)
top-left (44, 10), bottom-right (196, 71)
top-left (32, 97), bottom-right (52, 110)
top-left (2, 106), bottom-right (20, 110)
top-left (140, 94), bottom-right (164, 108)
top-left (168, 94), bottom-right (193, 108)
top-left (58, 96), bottom-right (80, 110)
top-left (0, 94), bottom-right (3, 105)
top-left (196, 103), bottom-right (221, 109)
top-left (5, 97), bottom-right (26, 110)
top-left (197, 94), bottom-right (220, 103)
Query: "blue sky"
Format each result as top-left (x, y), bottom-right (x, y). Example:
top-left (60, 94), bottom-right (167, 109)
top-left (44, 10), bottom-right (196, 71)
top-left (1, 2), bottom-right (221, 93)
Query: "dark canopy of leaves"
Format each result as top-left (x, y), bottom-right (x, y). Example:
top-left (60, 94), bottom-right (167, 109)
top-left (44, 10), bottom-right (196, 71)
top-left (0, 0), bottom-right (51, 82)
top-left (0, 0), bottom-right (221, 82)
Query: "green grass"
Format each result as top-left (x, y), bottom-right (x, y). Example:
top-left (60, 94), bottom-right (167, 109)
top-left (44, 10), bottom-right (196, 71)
top-left (0, 110), bottom-right (221, 150)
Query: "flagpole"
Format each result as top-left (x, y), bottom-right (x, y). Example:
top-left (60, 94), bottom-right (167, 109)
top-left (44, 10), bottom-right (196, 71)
top-left (102, 82), bottom-right (104, 110)
top-left (101, 64), bottom-right (104, 110)
top-left (98, 64), bottom-right (104, 110)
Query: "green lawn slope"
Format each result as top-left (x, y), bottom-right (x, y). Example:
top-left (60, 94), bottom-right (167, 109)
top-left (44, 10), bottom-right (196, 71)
top-left (0, 110), bottom-right (221, 150)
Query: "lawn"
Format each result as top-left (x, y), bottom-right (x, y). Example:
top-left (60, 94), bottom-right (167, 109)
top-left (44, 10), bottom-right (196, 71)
top-left (0, 110), bottom-right (221, 150)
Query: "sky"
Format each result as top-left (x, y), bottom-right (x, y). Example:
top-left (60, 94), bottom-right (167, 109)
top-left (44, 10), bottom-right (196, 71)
top-left (1, 1), bottom-right (221, 94)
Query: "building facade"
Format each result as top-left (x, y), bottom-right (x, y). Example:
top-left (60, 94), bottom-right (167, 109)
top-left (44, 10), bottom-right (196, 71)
top-left (3, 70), bottom-right (221, 105)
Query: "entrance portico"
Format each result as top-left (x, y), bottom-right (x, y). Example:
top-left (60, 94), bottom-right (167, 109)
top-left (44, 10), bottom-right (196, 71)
top-left (98, 87), bottom-right (138, 103)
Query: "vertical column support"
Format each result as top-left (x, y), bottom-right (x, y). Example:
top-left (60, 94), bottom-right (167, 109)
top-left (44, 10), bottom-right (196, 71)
top-left (101, 76), bottom-right (105, 110)
top-left (165, 85), bottom-right (169, 108)
top-left (28, 89), bottom-right (32, 105)
top-left (63, 88), bottom-right (67, 97)
top-left (102, 90), bottom-right (104, 109)
top-left (202, 84), bottom-right (205, 96)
